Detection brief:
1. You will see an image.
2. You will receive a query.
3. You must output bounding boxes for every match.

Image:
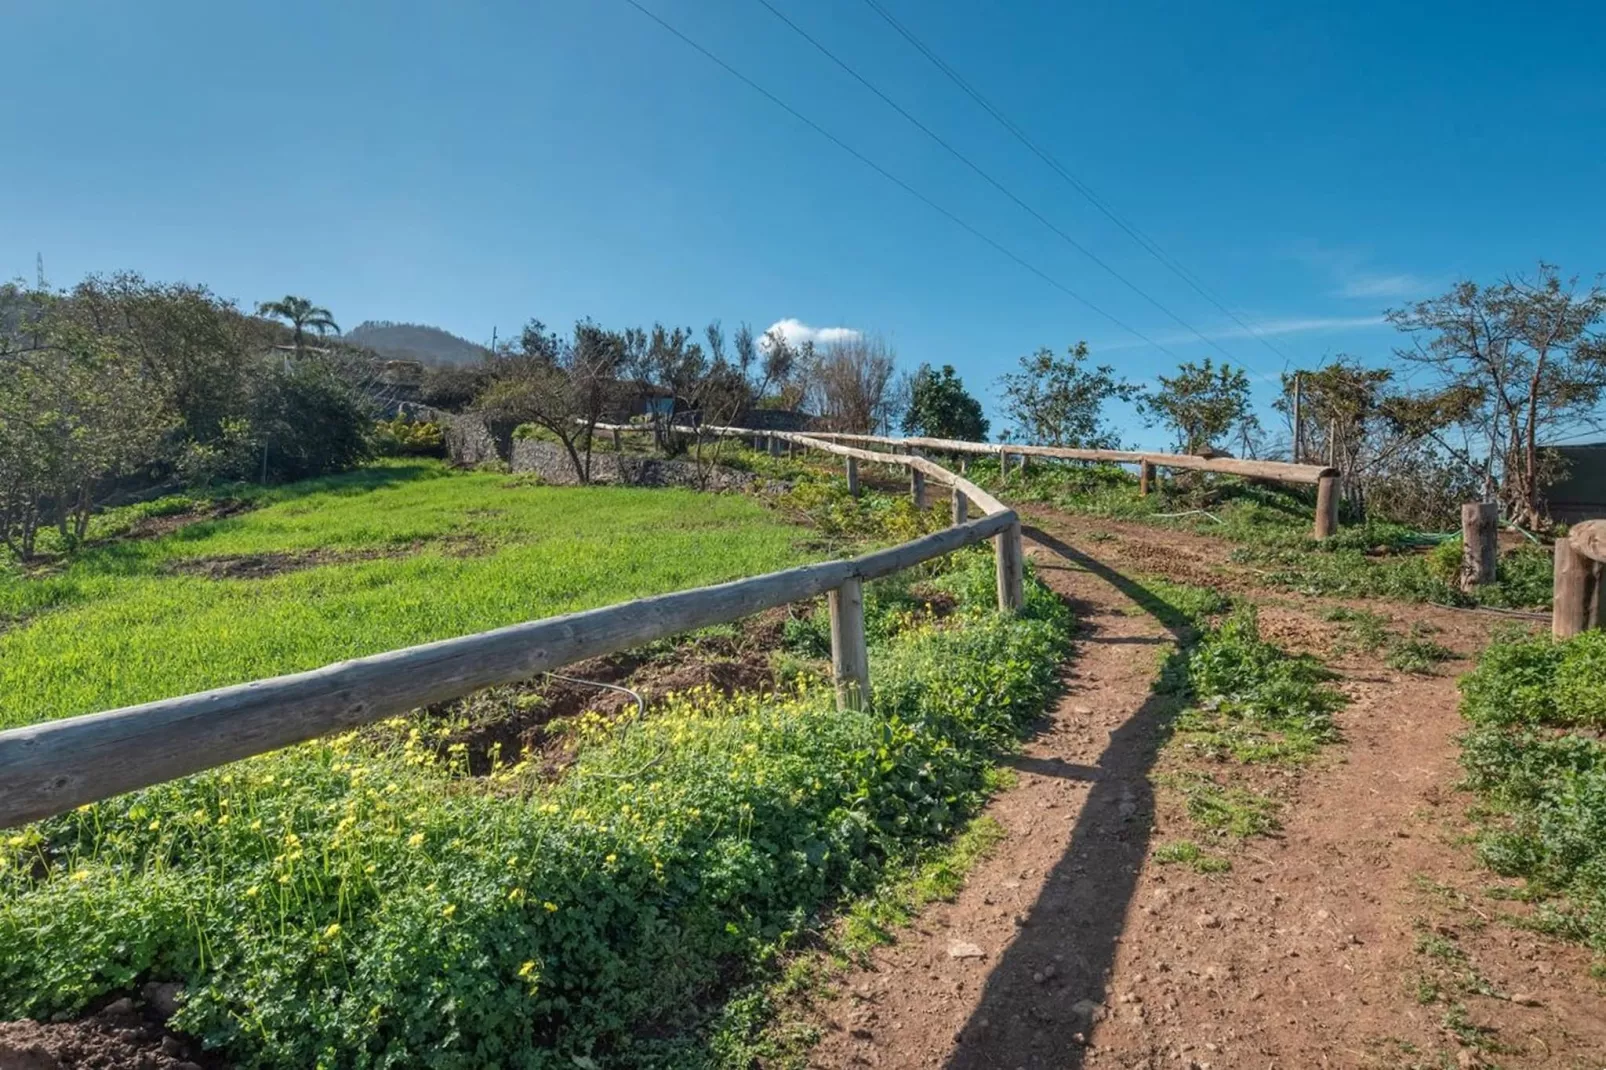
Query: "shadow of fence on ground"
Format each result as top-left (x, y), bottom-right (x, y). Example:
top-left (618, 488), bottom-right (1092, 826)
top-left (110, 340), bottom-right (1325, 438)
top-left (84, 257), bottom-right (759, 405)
top-left (943, 525), bottom-right (1194, 1070)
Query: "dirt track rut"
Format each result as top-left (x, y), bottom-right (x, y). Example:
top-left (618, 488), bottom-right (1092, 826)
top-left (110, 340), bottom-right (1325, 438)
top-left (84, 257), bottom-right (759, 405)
top-left (806, 508), bottom-right (1606, 1070)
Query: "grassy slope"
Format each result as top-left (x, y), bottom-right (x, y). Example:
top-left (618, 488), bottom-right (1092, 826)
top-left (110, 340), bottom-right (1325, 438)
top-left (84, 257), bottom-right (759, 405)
top-left (0, 462), bottom-right (816, 728)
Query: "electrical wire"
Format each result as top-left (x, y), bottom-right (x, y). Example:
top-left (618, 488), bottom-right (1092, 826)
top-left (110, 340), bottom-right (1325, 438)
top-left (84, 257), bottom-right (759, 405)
top-left (616, 0), bottom-right (1186, 360)
top-left (752, 0), bottom-right (1247, 366)
top-left (858, 0), bottom-right (1297, 370)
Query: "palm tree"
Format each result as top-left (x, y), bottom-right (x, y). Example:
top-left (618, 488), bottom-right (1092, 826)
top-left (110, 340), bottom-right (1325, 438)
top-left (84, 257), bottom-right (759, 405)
top-left (257, 295), bottom-right (339, 352)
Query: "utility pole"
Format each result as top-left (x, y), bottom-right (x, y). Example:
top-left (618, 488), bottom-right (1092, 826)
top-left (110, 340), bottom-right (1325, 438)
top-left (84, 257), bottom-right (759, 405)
top-left (1291, 373), bottom-right (1303, 464)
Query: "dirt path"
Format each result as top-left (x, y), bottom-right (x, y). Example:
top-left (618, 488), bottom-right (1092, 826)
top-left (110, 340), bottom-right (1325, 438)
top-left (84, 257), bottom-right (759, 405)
top-left (806, 508), bottom-right (1606, 1070)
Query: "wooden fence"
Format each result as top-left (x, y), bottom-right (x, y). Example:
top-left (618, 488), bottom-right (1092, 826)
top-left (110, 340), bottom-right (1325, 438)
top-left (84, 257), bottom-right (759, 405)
top-left (604, 422), bottom-right (1341, 539)
top-left (0, 437), bottom-right (1022, 830)
top-left (791, 430), bottom-right (1342, 539)
top-left (1555, 519), bottom-right (1606, 638)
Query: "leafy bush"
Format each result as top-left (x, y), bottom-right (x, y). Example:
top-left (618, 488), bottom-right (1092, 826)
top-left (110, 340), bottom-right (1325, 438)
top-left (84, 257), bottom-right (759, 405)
top-left (1457, 629), bottom-right (1606, 953)
top-left (251, 361), bottom-right (372, 483)
top-left (372, 415), bottom-right (446, 458)
top-left (0, 551), bottom-right (1069, 1067)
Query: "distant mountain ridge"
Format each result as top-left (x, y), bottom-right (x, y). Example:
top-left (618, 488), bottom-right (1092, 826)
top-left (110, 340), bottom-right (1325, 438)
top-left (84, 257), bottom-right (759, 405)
top-left (342, 321), bottom-right (490, 366)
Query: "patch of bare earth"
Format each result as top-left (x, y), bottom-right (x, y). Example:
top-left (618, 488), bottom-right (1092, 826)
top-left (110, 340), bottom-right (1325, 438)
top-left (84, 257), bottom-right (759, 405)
top-left (0, 986), bottom-right (219, 1070)
top-left (803, 508), bottom-right (1606, 1070)
top-left (165, 536), bottom-right (488, 580)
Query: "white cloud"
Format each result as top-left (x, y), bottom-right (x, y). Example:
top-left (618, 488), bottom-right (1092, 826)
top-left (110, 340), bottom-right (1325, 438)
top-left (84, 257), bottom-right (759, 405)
top-left (761, 318), bottom-right (861, 351)
top-left (1101, 314), bottom-right (1387, 351)
top-left (1336, 272), bottom-right (1432, 300)
top-left (1290, 242), bottom-right (1433, 301)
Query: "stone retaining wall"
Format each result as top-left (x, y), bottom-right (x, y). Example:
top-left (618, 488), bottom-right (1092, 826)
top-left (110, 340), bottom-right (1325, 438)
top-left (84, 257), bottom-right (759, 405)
top-left (510, 439), bottom-right (763, 491)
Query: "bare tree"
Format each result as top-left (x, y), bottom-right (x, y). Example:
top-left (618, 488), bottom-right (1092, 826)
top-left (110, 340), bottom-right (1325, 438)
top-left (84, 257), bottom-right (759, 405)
top-left (1388, 265), bottom-right (1606, 527)
top-left (803, 334), bottom-right (900, 433)
top-left (477, 319), bottom-right (622, 483)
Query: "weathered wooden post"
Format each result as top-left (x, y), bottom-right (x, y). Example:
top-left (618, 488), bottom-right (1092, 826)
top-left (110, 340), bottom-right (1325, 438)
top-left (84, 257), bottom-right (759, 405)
top-left (959, 456), bottom-right (969, 475)
top-left (995, 519), bottom-right (1025, 612)
top-left (910, 468), bottom-right (927, 509)
top-left (1314, 474), bottom-right (1339, 539)
top-left (769, 435), bottom-right (780, 457)
top-left (845, 456), bottom-right (860, 497)
top-left (951, 486), bottom-right (969, 526)
top-left (1139, 460), bottom-right (1155, 497)
top-left (611, 427), bottom-right (622, 451)
top-left (829, 578), bottom-right (870, 711)
top-left (1460, 502), bottom-right (1498, 590)
top-left (1555, 522), bottom-right (1606, 639)
top-left (998, 447), bottom-right (1011, 478)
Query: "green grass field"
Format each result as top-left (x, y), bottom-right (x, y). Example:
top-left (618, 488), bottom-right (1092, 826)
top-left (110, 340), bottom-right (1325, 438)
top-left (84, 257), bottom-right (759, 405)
top-left (0, 461), bottom-right (818, 728)
top-left (0, 461), bottom-right (1074, 1068)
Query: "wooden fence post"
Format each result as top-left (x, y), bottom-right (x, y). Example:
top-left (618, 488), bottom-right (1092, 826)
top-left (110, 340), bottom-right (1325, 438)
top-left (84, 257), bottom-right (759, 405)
top-left (998, 448), bottom-right (1010, 477)
top-left (845, 456), bottom-right (860, 497)
top-left (995, 520), bottom-right (1025, 613)
top-left (1460, 502), bottom-right (1498, 589)
top-left (1314, 474), bottom-right (1339, 539)
top-left (910, 468), bottom-right (926, 509)
top-left (1553, 538), bottom-right (1602, 639)
top-left (959, 456), bottom-right (968, 475)
top-left (611, 427), bottom-right (622, 451)
top-left (951, 487), bottom-right (969, 526)
top-left (1139, 460), bottom-right (1154, 497)
top-left (829, 578), bottom-right (870, 711)
top-left (769, 435), bottom-right (780, 457)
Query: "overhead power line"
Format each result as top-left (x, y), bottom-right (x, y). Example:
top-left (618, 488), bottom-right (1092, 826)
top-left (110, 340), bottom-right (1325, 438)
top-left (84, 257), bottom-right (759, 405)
top-left (752, 0), bottom-right (1247, 368)
top-left (858, 0), bottom-right (1297, 371)
top-left (617, 0), bottom-right (1186, 360)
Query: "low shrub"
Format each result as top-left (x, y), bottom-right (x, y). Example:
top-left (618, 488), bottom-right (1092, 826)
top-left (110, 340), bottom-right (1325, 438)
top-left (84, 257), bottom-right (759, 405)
top-left (1165, 606), bottom-right (1346, 764)
top-left (1457, 629), bottom-right (1606, 953)
top-left (0, 551), bottom-right (1069, 1068)
top-left (372, 415), bottom-right (445, 458)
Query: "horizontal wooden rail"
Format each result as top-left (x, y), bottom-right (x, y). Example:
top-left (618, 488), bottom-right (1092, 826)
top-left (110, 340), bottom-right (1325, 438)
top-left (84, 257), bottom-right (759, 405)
top-left (798, 430), bottom-right (1337, 484)
top-left (0, 505), bottom-right (1019, 830)
top-left (1569, 520), bottom-right (1606, 564)
top-left (754, 429), bottom-right (1338, 538)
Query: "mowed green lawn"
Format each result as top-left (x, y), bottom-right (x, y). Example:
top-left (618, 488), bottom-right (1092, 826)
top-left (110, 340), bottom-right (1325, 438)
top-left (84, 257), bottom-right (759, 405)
top-left (0, 462), bottom-right (817, 728)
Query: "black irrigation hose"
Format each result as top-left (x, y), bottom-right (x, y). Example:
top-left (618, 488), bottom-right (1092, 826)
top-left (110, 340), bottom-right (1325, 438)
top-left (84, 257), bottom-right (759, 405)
top-left (543, 671), bottom-right (667, 782)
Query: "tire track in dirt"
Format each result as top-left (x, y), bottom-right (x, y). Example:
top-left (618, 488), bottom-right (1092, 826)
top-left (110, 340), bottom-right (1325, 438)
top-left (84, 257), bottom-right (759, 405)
top-left (805, 507), bottom-right (1606, 1070)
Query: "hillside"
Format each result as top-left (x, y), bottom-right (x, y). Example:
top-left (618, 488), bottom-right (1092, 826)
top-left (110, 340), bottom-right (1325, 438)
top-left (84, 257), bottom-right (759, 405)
top-left (342, 320), bottom-right (490, 365)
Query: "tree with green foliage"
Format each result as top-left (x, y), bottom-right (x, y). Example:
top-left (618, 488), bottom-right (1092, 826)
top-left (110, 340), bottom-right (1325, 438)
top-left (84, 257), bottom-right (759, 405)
top-left (997, 342), bottom-right (1135, 447)
top-left (257, 295), bottom-right (340, 352)
top-left (0, 289), bottom-right (171, 557)
top-left (1387, 264), bottom-right (1606, 527)
top-left (902, 363), bottom-right (989, 441)
top-left (1147, 357), bottom-right (1259, 455)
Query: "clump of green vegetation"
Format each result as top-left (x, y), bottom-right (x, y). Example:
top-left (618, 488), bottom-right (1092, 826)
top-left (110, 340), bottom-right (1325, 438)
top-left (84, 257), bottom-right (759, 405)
top-left (0, 463), bottom-right (821, 729)
top-left (1385, 627), bottom-right (1456, 675)
top-left (0, 549), bottom-right (1072, 1068)
top-left (1165, 606), bottom-right (1347, 764)
top-left (1161, 772), bottom-right (1281, 837)
top-left (1152, 838), bottom-right (1231, 873)
top-left (1324, 608), bottom-right (1456, 674)
top-left (1457, 629), bottom-right (1606, 955)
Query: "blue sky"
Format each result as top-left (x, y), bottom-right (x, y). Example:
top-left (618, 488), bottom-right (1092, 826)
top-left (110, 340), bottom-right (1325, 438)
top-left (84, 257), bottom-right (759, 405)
top-left (6, 0), bottom-right (1605, 447)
